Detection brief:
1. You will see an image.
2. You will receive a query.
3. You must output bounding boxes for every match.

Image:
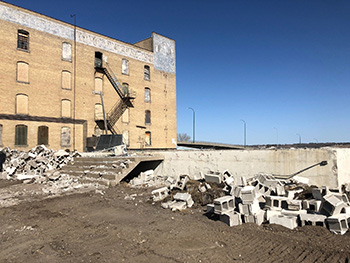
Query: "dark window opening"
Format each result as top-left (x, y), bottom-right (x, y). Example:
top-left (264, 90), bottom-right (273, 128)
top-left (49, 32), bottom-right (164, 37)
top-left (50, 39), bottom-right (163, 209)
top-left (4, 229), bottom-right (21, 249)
top-left (15, 124), bottom-right (28, 146)
top-left (145, 110), bottom-right (151, 125)
top-left (38, 126), bottom-right (49, 145)
top-left (95, 51), bottom-right (103, 68)
top-left (17, 30), bottom-right (29, 51)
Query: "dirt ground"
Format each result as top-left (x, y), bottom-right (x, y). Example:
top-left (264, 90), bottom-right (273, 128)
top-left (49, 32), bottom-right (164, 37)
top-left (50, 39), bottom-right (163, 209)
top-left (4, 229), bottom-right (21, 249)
top-left (1, 180), bottom-right (350, 263)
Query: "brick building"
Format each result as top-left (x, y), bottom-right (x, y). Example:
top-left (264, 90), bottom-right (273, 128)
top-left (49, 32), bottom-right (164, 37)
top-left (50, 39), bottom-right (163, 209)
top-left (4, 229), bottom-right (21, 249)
top-left (0, 1), bottom-right (177, 151)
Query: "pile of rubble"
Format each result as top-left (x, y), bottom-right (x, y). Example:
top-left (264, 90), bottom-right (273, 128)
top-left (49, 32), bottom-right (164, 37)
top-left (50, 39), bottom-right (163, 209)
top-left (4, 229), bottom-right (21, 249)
top-left (1, 145), bottom-right (80, 182)
top-left (148, 169), bottom-right (350, 235)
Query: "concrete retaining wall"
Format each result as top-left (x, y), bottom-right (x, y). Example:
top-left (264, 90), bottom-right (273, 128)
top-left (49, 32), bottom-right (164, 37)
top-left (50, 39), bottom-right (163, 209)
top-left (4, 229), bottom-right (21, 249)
top-left (151, 148), bottom-right (350, 188)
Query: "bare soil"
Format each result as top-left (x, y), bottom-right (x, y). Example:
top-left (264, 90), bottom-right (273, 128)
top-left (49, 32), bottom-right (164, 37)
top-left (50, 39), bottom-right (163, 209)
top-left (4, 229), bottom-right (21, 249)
top-left (1, 180), bottom-right (350, 263)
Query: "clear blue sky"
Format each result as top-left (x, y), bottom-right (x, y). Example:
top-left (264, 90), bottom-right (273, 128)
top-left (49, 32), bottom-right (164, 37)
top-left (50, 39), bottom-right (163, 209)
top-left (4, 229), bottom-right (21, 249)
top-left (5, 0), bottom-right (350, 145)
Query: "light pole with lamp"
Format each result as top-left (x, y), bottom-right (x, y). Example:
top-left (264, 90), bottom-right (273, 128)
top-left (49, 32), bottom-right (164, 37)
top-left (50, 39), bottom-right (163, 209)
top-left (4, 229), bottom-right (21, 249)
top-left (188, 107), bottom-right (195, 143)
top-left (240, 119), bottom-right (246, 147)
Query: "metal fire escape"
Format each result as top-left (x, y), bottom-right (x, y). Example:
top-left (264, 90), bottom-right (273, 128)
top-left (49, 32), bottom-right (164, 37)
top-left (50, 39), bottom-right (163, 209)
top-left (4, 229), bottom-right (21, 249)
top-left (94, 55), bottom-right (135, 135)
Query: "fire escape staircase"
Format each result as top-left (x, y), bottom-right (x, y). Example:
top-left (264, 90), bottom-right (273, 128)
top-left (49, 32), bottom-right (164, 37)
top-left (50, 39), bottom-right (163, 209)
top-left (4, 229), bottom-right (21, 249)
top-left (95, 60), bottom-right (135, 135)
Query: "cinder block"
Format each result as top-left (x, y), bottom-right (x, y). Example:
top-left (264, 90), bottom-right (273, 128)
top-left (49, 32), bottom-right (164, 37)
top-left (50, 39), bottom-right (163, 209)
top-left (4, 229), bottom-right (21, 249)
top-left (269, 215), bottom-right (298, 230)
top-left (214, 196), bottom-right (235, 215)
top-left (241, 186), bottom-right (257, 204)
top-left (327, 214), bottom-right (349, 235)
top-left (206, 204), bottom-right (214, 214)
top-left (266, 209), bottom-right (281, 221)
top-left (312, 187), bottom-right (328, 200)
top-left (286, 189), bottom-right (304, 200)
top-left (205, 171), bottom-right (222, 184)
top-left (170, 201), bottom-right (187, 212)
top-left (151, 187), bottom-right (169, 202)
top-left (174, 175), bottom-right (189, 190)
top-left (300, 213), bottom-right (327, 227)
top-left (173, 192), bottom-right (194, 208)
top-left (302, 199), bottom-right (322, 213)
top-left (319, 194), bottom-right (348, 216)
top-left (287, 200), bottom-right (303, 211)
top-left (265, 196), bottom-right (289, 210)
top-left (238, 199), bottom-right (260, 215)
top-left (220, 211), bottom-right (242, 226)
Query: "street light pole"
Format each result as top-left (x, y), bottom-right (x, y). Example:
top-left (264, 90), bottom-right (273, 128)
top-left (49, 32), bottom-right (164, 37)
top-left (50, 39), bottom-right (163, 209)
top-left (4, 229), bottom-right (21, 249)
top-left (273, 127), bottom-right (278, 145)
top-left (188, 107), bottom-right (195, 143)
top-left (296, 133), bottom-right (301, 144)
top-left (240, 119), bottom-right (246, 147)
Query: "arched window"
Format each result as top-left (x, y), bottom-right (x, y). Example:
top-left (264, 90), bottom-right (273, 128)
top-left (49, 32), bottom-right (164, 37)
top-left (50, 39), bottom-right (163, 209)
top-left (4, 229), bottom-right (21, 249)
top-left (17, 30), bottom-right (29, 50)
top-left (16, 94), bottom-right (29, 115)
top-left (15, 124), bottom-right (28, 146)
top-left (17, 62), bottom-right (29, 83)
top-left (61, 71), bottom-right (71, 90)
top-left (122, 59), bottom-right (129, 75)
top-left (145, 131), bottom-right (151, 146)
top-left (144, 88), bottom-right (151, 103)
top-left (62, 42), bottom-right (72, 61)
top-left (122, 83), bottom-right (129, 96)
top-left (94, 77), bottom-right (103, 93)
top-left (145, 110), bottom-right (151, 125)
top-left (144, 65), bottom-right (150, 81)
top-left (61, 127), bottom-right (71, 147)
top-left (61, 99), bottom-right (71, 118)
top-left (94, 103), bottom-right (103, 120)
top-left (37, 126), bottom-right (49, 145)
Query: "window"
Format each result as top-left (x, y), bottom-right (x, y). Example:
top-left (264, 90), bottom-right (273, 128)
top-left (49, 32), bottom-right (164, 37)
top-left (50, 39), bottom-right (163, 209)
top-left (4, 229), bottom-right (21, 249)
top-left (17, 62), bottom-right (29, 83)
top-left (62, 42), bottom-right (72, 61)
top-left (145, 131), bottom-right (151, 146)
top-left (37, 126), bottom-right (49, 145)
top-left (95, 104), bottom-right (103, 120)
top-left (17, 30), bottom-right (29, 51)
top-left (122, 59), bottom-right (129, 75)
top-left (145, 88), bottom-right (151, 103)
top-left (61, 99), bottom-right (71, 118)
top-left (144, 65), bottom-right (150, 81)
top-left (94, 77), bottom-right (103, 93)
top-left (0, 124), bottom-right (2, 146)
top-left (145, 110), bottom-right (151, 125)
top-left (61, 71), bottom-right (71, 90)
top-left (122, 130), bottom-right (129, 146)
top-left (15, 124), bottom-right (27, 146)
top-left (61, 127), bottom-right (71, 147)
top-left (122, 83), bottom-right (129, 96)
top-left (122, 108), bottom-right (129, 123)
top-left (16, 94), bottom-right (29, 115)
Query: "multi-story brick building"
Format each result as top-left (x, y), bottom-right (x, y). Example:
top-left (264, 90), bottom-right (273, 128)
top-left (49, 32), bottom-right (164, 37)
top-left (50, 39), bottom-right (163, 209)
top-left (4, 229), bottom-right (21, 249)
top-left (0, 1), bottom-right (177, 151)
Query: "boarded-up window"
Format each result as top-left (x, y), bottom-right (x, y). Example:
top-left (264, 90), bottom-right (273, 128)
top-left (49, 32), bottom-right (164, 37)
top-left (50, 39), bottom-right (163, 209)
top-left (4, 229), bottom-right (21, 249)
top-left (145, 131), bottom-right (151, 146)
top-left (145, 88), bottom-right (151, 103)
top-left (122, 83), bottom-right (129, 96)
top-left (16, 94), bottom-right (29, 115)
top-left (122, 130), bottom-right (129, 146)
top-left (144, 65), bottom-right (150, 81)
top-left (62, 71), bottom-right (71, 90)
top-left (122, 108), bottom-right (129, 123)
top-left (94, 77), bottom-right (103, 93)
top-left (145, 110), bottom-right (151, 125)
top-left (61, 127), bottom-right (71, 147)
top-left (37, 126), bottom-right (49, 145)
top-left (61, 99), bottom-right (71, 118)
top-left (95, 104), bottom-right (103, 120)
top-left (62, 42), bottom-right (72, 61)
top-left (17, 62), bottom-right (29, 83)
top-left (17, 30), bottom-right (29, 50)
top-left (15, 124), bottom-right (27, 146)
top-left (122, 59), bottom-right (129, 75)
top-left (0, 124), bottom-right (2, 145)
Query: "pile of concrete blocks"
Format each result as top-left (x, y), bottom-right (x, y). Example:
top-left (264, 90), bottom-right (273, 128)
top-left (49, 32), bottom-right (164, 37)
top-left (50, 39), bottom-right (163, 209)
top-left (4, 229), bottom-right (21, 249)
top-left (129, 170), bottom-right (173, 188)
top-left (201, 170), bottom-right (350, 234)
top-left (0, 146), bottom-right (80, 182)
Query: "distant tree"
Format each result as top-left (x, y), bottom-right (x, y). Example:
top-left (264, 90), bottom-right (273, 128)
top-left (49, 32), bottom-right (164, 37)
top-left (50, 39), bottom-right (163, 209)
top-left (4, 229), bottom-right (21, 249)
top-left (177, 133), bottom-right (191, 142)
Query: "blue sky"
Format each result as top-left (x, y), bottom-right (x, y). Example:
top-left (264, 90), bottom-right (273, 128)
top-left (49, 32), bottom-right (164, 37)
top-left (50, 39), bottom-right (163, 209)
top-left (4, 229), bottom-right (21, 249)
top-left (5, 0), bottom-right (350, 145)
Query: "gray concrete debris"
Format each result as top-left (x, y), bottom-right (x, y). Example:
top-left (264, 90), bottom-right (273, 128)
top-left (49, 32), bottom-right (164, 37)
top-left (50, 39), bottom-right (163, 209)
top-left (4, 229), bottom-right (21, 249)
top-left (270, 214), bottom-right (298, 229)
top-left (204, 170), bottom-right (222, 184)
top-left (326, 214), bottom-right (350, 235)
top-left (152, 187), bottom-right (169, 202)
top-left (173, 192), bottom-right (194, 208)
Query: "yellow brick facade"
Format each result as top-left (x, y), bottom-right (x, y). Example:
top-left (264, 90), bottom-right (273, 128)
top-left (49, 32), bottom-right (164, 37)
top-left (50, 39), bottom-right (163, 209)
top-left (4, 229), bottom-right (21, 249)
top-left (0, 1), bottom-right (177, 151)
